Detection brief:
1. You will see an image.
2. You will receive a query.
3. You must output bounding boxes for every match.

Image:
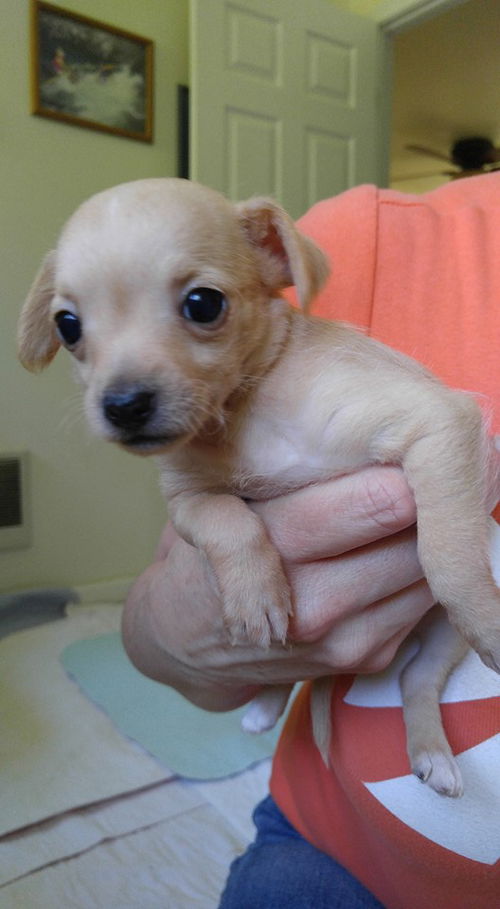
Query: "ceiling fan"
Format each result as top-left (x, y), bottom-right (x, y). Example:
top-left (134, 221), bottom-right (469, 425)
top-left (396, 137), bottom-right (500, 181)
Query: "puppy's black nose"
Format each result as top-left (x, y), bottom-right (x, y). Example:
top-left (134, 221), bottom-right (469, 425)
top-left (103, 388), bottom-right (156, 432)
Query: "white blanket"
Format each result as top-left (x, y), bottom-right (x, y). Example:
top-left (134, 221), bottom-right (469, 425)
top-left (0, 604), bottom-right (172, 838)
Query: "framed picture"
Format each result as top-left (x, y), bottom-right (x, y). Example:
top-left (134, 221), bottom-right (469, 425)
top-left (30, 1), bottom-right (154, 142)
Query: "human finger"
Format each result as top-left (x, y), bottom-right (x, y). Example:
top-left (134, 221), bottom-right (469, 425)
top-left (252, 465), bottom-right (416, 563)
top-left (218, 581), bottom-right (435, 684)
top-left (314, 579), bottom-right (435, 674)
top-left (286, 525), bottom-right (423, 641)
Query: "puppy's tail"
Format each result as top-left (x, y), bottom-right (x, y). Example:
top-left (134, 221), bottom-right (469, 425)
top-left (310, 676), bottom-right (334, 767)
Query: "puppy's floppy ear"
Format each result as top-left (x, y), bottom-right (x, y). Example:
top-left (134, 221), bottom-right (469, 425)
top-left (235, 197), bottom-right (329, 311)
top-left (17, 251), bottom-right (60, 372)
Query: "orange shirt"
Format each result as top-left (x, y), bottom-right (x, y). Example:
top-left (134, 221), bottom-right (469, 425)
top-left (273, 173), bottom-right (500, 908)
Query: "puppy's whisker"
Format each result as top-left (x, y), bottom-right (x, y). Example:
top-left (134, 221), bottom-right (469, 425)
top-left (57, 393), bottom-right (86, 437)
top-left (186, 384), bottom-right (227, 436)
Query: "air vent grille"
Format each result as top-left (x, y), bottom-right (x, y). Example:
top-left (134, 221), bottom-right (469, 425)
top-left (0, 458), bottom-right (22, 527)
top-left (0, 453), bottom-right (31, 550)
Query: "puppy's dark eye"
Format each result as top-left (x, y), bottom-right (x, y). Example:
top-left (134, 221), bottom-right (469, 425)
top-left (181, 288), bottom-right (227, 325)
top-left (54, 311), bottom-right (82, 347)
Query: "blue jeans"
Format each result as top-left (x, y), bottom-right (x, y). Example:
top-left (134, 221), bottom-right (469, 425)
top-left (219, 796), bottom-right (384, 908)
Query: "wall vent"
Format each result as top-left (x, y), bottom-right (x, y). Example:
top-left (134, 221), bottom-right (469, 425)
top-left (0, 453), bottom-right (31, 550)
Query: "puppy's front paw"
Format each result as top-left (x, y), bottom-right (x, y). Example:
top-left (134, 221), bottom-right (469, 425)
top-left (219, 555), bottom-right (292, 648)
top-left (224, 579), bottom-right (292, 648)
top-left (411, 749), bottom-right (463, 798)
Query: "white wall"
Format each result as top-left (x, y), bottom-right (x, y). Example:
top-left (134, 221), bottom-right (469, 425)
top-left (1, 0), bottom-right (188, 594)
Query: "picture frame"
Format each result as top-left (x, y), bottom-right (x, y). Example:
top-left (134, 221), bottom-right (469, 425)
top-left (30, 1), bottom-right (154, 142)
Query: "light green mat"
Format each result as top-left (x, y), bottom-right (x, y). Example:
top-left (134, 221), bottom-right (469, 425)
top-left (62, 632), bottom-right (293, 780)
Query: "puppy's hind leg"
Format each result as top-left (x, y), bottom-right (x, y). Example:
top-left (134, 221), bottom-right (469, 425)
top-left (402, 409), bottom-right (500, 672)
top-left (401, 607), bottom-right (468, 798)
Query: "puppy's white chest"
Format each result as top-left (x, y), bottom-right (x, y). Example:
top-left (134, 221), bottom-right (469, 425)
top-left (230, 408), bottom-right (357, 499)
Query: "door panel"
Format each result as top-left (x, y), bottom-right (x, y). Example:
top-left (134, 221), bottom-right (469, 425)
top-left (190, 0), bottom-right (382, 218)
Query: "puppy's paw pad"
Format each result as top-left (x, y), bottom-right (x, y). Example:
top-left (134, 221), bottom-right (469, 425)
top-left (412, 750), bottom-right (463, 798)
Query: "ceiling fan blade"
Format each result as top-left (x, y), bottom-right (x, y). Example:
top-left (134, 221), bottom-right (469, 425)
top-left (405, 144), bottom-right (452, 163)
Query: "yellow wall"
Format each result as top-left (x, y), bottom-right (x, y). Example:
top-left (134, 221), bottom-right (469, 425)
top-left (1, 0), bottom-right (188, 594)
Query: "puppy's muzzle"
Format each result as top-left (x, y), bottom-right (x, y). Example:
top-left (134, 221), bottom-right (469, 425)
top-left (101, 383), bottom-right (181, 452)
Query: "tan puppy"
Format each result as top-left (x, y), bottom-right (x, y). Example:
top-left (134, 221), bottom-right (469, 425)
top-left (18, 178), bottom-right (499, 798)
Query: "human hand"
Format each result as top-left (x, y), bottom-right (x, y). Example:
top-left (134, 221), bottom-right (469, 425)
top-left (122, 465), bottom-right (435, 711)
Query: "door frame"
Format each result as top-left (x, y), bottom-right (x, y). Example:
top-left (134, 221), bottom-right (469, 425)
top-left (376, 0), bottom-right (468, 33)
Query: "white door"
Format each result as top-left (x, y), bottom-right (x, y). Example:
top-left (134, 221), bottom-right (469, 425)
top-left (190, 0), bottom-right (383, 218)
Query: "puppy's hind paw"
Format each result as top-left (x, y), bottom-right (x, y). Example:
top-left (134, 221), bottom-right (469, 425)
top-left (412, 750), bottom-right (463, 798)
top-left (241, 703), bottom-right (274, 734)
top-left (241, 685), bottom-right (292, 734)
